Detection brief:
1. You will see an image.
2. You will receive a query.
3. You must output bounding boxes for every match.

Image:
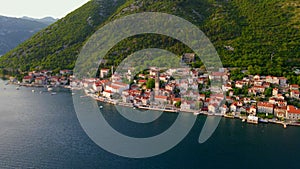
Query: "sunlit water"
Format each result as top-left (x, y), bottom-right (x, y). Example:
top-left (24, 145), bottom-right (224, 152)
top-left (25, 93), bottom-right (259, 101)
top-left (0, 80), bottom-right (299, 169)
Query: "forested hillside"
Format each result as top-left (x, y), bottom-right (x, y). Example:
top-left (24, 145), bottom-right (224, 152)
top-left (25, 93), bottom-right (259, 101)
top-left (0, 0), bottom-right (299, 79)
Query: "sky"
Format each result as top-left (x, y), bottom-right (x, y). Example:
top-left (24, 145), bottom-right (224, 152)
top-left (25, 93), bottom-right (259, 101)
top-left (0, 0), bottom-right (90, 19)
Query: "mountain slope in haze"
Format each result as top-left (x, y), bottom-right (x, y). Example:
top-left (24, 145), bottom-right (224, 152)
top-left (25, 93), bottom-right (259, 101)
top-left (22, 16), bottom-right (58, 25)
top-left (0, 0), bottom-right (126, 72)
top-left (0, 16), bottom-right (54, 56)
top-left (0, 0), bottom-right (299, 77)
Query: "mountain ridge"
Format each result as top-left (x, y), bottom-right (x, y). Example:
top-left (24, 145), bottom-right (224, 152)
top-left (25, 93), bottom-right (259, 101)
top-left (0, 15), bottom-right (56, 55)
top-left (21, 16), bottom-right (58, 25)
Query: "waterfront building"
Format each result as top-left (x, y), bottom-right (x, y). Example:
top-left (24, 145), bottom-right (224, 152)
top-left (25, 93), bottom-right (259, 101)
top-left (122, 95), bottom-right (131, 103)
top-left (154, 95), bottom-right (168, 105)
top-left (181, 101), bottom-right (196, 111)
top-left (103, 90), bottom-right (113, 98)
top-left (230, 102), bottom-right (238, 112)
top-left (274, 106), bottom-right (287, 118)
top-left (208, 103), bottom-right (218, 113)
top-left (219, 105), bottom-right (228, 115)
top-left (257, 102), bottom-right (274, 114)
top-left (105, 82), bottom-right (129, 94)
top-left (286, 105), bottom-right (300, 120)
top-left (249, 106), bottom-right (257, 115)
top-left (35, 76), bottom-right (47, 85)
top-left (22, 76), bottom-right (33, 84)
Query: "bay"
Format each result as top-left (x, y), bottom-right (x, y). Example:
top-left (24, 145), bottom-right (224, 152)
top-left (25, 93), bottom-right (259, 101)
top-left (0, 80), bottom-right (299, 169)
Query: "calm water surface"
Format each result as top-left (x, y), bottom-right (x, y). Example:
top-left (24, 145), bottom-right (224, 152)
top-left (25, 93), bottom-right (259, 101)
top-left (0, 80), bottom-right (299, 169)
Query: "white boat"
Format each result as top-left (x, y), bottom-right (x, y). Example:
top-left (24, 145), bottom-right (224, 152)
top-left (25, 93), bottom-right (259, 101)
top-left (32, 90), bottom-right (35, 93)
top-left (247, 115), bottom-right (258, 124)
top-left (99, 106), bottom-right (103, 109)
top-left (193, 112), bottom-right (200, 116)
top-left (242, 119), bottom-right (246, 122)
top-left (48, 88), bottom-right (53, 92)
top-left (258, 118), bottom-right (268, 123)
top-left (51, 92), bottom-right (57, 95)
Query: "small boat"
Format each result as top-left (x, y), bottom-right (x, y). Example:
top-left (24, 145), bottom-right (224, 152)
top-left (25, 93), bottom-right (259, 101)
top-left (133, 107), bottom-right (136, 110)
top-left (99, 106), bottom-right (103, 109)
top-left (258, 118), bottom-right (269, 123)
top-left (32, 90), bottom-right (35, 93)
top-left (80, 95), bottom-right (88, 98)
top-left (51, 92), bottom-right (57, 95)
top-left (48, 88), bottom-right (53, 92)
top-left (247, 115), bottom-right (258, 124)
top-left (193, 112), bottom-right (200, 116)
top-left (242, 119), bottom-right (246, 122)
top-left (16, 87), bottom-right (20, 90)
top-left (39, 91), bottom-right (43, 94)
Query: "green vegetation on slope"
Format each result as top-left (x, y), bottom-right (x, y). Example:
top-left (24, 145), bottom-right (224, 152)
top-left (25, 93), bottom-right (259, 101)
top-left (0, 0), bottom-right (126, 72)
top-left (0, 0), bottom-right (299, 78)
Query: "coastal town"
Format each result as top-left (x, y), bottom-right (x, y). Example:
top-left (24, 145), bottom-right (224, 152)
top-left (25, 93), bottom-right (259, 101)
top-left (8, 54), bottom-right (300, 128)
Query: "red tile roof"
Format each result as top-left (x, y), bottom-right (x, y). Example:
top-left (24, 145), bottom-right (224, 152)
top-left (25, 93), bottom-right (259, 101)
top-left (257, 102), bottom-right (274, 108)
top-left (287, 105), bottom-right (300, 114)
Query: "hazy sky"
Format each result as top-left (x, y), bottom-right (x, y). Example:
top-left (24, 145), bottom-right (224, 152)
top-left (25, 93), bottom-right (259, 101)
top-left (0, 0), bottom-right (90, 19)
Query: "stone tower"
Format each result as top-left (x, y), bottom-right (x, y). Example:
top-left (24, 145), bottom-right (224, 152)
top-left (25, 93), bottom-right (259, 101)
top-left (155, 70), bottom-right (160, 95)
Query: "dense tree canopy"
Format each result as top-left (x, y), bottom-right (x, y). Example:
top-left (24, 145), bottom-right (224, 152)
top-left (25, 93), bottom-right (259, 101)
top-left (0, 0), bottom-right (299, 79)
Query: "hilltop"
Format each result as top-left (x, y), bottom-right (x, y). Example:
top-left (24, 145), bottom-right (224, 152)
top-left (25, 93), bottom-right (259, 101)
top-left (0, 0), bottom-right (299, 77)
top-left (21, 16), bottom-right (58, 25)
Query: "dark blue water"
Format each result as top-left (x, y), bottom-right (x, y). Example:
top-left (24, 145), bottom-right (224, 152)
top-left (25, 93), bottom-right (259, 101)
top-left (0, 80), bottom-right (299, 169)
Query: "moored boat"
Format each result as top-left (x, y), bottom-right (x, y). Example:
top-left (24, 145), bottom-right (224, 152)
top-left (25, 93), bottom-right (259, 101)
top-left (193, 112), bottom-right (200, 116)
top-left (247, 115), bottom-right (258, 124)
top-left (259, 118), bottom-right (269, 123)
